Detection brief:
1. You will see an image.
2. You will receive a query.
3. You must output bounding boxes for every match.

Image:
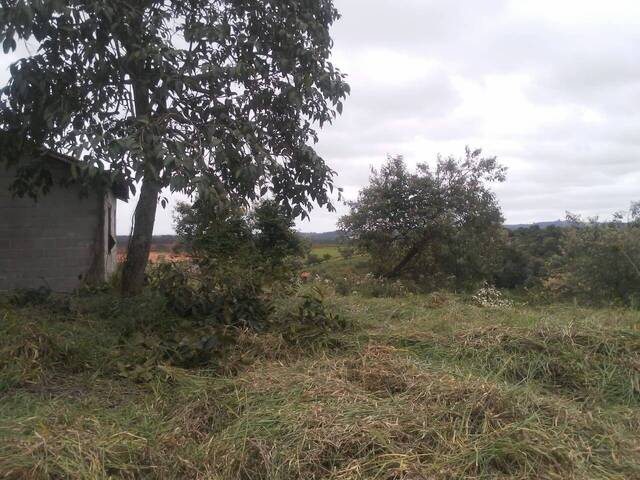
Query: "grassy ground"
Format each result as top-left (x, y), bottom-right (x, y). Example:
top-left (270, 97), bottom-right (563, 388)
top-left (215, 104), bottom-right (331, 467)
top-left (310, 244), bottom-right (342, 260)
top-left (1, 280), bottom-right (640, 478)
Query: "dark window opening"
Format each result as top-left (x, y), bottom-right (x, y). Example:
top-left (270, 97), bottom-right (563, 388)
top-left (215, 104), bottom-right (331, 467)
top-left (107, 206), bottom-right (116, 253)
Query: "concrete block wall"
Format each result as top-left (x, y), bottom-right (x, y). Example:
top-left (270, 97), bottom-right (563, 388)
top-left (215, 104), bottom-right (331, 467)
top-left (0, 163), bottom-right (103, 292)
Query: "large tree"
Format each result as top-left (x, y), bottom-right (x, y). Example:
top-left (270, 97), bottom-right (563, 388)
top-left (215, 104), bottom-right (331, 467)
top-left (0, 0), bottom-right (348, 293)
top-left (339, 148), bottom-right (506, 286)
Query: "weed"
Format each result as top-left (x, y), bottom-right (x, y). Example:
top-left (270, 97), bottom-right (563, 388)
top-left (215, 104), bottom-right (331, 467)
top-left (273, 287), bottom-right (351, 347)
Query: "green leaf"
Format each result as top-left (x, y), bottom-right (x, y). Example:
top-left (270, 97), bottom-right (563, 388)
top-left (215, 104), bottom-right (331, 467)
top-left (2, 37), bottom-right (16, 54)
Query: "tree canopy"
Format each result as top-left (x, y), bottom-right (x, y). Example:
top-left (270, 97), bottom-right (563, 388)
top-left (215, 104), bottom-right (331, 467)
top-left (339, 148), bottom-right (506, 287)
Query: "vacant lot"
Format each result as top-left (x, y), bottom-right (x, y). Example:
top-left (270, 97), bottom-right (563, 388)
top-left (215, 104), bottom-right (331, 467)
top-left (1, 279), bottom-right (639, 479)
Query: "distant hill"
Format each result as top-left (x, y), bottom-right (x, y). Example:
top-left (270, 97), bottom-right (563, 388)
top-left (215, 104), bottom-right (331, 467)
top-left (505, 220), bottom-right (571, 231)
top-left (116, 235), bottom-right (179, 253)
top-left (298, 231), bottom-right (342, 244)
top-left (117, 222), bottom-right (570, 247)
top-left (298, 222), bottom-right (572, 243)
top-left (117, 235), bottom-right (178, 246)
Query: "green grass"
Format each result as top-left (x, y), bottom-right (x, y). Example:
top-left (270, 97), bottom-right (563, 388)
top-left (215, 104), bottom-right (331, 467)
top-left (1, 283), bottom-right (640, 478)
top-left (310, 244), bottom-right (341, 259)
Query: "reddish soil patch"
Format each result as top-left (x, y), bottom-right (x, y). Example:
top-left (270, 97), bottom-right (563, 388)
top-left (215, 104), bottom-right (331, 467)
top-left (117, 244), bottom-right (190, 263)
top-left (148, 251), bottom-right (191, 263)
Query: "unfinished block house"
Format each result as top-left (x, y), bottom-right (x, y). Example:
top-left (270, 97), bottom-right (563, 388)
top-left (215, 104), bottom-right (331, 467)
top-left (0, 151), bottom-right (128, 292)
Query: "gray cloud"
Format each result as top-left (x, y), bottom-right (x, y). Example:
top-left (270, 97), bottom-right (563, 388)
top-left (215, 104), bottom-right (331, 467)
top-left (301, 0), bottom-right (640, 231)
top-left (2, 1), bottom-right (640, 233)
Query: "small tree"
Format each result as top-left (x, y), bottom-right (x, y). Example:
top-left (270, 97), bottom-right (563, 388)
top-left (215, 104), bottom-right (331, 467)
top-left (250, 199), bottom-right (306, 267)
top-left (159, 197), bottom-right (304, 324)
top-left (175, 197), bottom-right (304, 271)
top-left (174, 199), bottom-right (253, 263)
top-left (339, 148), bottom-right (506, 287)
top-left (0, 1), bottom-right (348, 294)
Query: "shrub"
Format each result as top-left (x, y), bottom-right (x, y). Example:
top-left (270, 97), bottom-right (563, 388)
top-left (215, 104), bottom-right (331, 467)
top-left (338, 245), bottom-right (356, 259)
top-left (9, 287), bottom-right (53, 307)
top-left (117, 326), bottom-right (241, 375)
top-left (8, 287), bottom-right (73, 315)
top-left (78, 289), bottom-right (176, 336)
top-left (339, 149), bottom-right (506, 286)
top-left (250, 200), bottom-right (307, 268)
top-left (425, 291), bottom-right (453, 308)
top-left (306, 253), bottom-right (324, 265)
top-left (148, 262), bottom-right (273, 330)
top-left (547, 208), bottom-right (640, 306)
top-left (175, 198), bottom-right (305, 280)
top-left (333, 277), bottom-right (353, 296)
top-left (331, 273), bottom-right (415, 298)
top-left (274, 288), bottom-right (350, 346)
top-left (493, 226), bottom-right (563, 289)
top-left (472, 283), bottom-right (514, 308)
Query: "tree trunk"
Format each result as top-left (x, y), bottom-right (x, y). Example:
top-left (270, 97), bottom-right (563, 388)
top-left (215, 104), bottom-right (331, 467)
top-left (119, 30), bottom-right (163, 295)
top-left (388, 228), bottom-right (441, 278)
top-left (388, 237), bottom-right (429, 278)
top-left (121, 178), bottom-right (161, 295)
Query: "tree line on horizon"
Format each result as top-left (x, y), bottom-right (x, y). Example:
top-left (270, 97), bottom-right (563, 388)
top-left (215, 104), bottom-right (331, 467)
top-left (338, 150), bottom-right (640, 306)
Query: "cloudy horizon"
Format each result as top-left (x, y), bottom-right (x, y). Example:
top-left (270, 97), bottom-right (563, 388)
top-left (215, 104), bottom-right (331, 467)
top-left (297, 0), bottom-right (640, 233)
top-left (3, 0), bottom-right (640, 234)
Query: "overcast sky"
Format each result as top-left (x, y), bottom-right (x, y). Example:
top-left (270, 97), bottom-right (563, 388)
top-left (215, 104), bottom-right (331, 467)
top-left (3, 0), bottom-right (640, 234)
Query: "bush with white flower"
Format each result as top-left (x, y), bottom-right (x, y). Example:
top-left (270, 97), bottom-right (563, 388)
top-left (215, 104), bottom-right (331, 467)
top-left (472, 283), bottom-right (513, 308)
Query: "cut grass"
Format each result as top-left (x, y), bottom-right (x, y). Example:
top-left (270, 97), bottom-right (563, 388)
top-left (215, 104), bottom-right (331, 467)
top-left (1, 290), bottom-right (640, 478)
top-left (397, 324), bottom-right (640, 406)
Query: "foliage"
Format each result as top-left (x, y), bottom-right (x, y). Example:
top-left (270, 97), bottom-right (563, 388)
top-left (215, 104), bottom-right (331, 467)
top-left (273, 287), bottom-right (349, 346)
top-left (493, 226), bottom-right (564, 289)
top-left (332, 273), bottom-right (413, 298)
top-left (546, 207), bottom-right (640, 306)
top-left (116, 326), bottom-right (240, 375)
top-left (305, 252), bottom-right (324, 265)
top-left (79, 289), bottom-right (178, 336)
top-left (252, 200), bottom-right (307, 266)
top-left (148, 261), bottom-right (273, 330)
top-left (8, 286), bottom-right (53, 307)
top-left (304, 248), bottom-right (336, 266)
top-left (0, 0), bottom-right (348, 213)
top-left (175, 200), bottom-right (253, 261)
top-left (339, 148), bottom-right (506, 287)
top-left (175, 197), bottom-right (305, 278)
top-left (171, 197), bottom-right (305, 328)
top-left (338, 244), bottom-right (356, 259)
